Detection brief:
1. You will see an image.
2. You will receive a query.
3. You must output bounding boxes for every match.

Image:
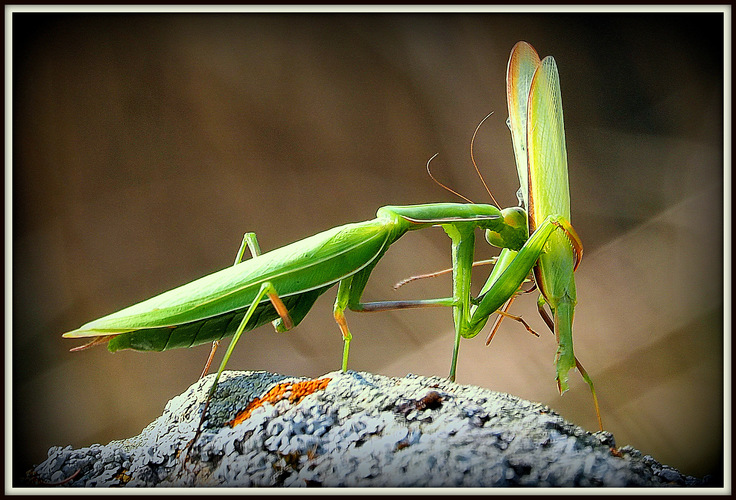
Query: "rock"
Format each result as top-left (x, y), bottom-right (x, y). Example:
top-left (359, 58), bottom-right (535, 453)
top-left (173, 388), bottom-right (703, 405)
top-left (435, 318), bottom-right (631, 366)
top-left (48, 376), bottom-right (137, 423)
top-left (26, 370), bottom-right (708, 487)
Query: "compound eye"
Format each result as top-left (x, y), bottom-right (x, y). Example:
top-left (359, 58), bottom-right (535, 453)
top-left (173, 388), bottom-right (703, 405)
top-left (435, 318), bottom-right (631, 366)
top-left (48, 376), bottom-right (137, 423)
top-left (500, 206), bottom-right (527, 229)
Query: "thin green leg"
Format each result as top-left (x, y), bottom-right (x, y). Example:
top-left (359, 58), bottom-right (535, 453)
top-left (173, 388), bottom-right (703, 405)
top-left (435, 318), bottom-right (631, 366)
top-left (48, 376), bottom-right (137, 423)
top-left (234, 232), bottom-right (262, 265)
top-left (201, 232), bottom-right (264, 379)
top-left (440, 222), bottom-right (476, 381)
top-left (449, 331), bottom-right (461, 382)
top-left (333, 278), bottom-right (353, 372)
top-left (466, 216), bottom-right (565, 334)
top-left (537, 295), bottom-right (602, 430)
top-left (443, 215), bottom-right (571, 380)
top-left (333, 263), bottom-right (456, 373)
top-left (191, 281), bottom-right (289, 447)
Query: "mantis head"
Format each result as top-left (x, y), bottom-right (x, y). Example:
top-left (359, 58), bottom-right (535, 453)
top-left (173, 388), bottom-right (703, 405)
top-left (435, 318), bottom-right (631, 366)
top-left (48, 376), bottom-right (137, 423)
top-left (484, 206), bottom-right (528, 252)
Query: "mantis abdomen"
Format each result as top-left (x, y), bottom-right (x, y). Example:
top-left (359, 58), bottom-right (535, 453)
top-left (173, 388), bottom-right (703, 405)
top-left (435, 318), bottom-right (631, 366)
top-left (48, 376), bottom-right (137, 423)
top-left (106, 286), bottom-right (331, 352)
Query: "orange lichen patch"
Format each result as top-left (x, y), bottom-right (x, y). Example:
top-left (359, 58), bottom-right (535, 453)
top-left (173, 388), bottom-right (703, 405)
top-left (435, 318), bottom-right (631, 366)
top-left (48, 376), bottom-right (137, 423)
top-left (114, 470), bottom-right (132, 485)
top-left (227, 378), bottom-right (331, 427)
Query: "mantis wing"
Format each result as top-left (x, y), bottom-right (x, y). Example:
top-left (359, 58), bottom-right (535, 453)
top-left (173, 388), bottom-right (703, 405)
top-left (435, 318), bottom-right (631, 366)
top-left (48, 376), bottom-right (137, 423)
top-left (480, 41), bottom-right (541, 339)
top-left (480, 43), bottom-right (541, 311)
top-left (62, 219), bottom-right (394, 351)
top-left (506, 41), bottom-right (541, 210)
top-left (527, 54), bottom-right (577, 393)
top-left (481, 41), bottom-right (543, 333)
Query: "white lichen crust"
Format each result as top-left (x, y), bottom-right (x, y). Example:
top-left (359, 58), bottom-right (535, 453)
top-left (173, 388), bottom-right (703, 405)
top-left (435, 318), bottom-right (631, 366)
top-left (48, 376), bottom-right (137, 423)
top-left (29, 370), bottom-right (704, 487)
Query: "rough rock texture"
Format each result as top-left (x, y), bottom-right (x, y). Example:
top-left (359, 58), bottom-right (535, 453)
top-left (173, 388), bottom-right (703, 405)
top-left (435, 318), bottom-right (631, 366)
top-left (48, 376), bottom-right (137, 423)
top-left (28, 370), bottom-right (707, 487)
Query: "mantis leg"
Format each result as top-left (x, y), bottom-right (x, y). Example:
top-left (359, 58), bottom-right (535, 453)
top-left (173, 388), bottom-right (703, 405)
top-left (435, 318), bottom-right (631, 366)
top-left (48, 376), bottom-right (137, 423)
top-left (537, 297), bottom-right (602, 431)
top-left (392, 258), bottom-right (497, 290)
top-left (199, 344), bottom-right (220, 379)
top-left (233, 232), bottom-right (262, 265)
top-left (236, 233), bottom-right (291, 333)
top-left (191, 281), bottom-right (293, 448)
top-left (463, 217), bottom-right (602, 430)
top-left (333, 263), bottom-right (456, 372)
top-left (438, 216), bottom-right (571, 380)
top-left (465, 216), bottom-right (574, 335)
top-left (485, 297), bottom-right (516, 346)
top-left (201, 233), bottom-right (266, 378)
top-left (330, 215), bottom-right (490, 379)
top-left (328, 216), bottom-right (566, 379)
top-left (494, 307), bottom-right (541, 337)
top-left (333, 279), bottom-right (354, 372)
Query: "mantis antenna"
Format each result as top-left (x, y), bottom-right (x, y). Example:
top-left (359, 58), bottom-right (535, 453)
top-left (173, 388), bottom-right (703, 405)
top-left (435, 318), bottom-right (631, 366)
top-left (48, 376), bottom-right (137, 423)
top-left (425, 153), bottom-right (474, 204)
top-left (393, 258), bottom-right (497, 289)
top-left (425, 111), bottom-right (501, 208)
top-left (395, 114), bottom-right (505, 290)
top-left (470, 111), bottom-right (501, 208)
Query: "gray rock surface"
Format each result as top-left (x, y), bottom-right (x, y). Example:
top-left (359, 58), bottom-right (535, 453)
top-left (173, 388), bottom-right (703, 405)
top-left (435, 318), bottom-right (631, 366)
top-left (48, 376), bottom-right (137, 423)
top-left (27, 370), bottom-right (707, 487)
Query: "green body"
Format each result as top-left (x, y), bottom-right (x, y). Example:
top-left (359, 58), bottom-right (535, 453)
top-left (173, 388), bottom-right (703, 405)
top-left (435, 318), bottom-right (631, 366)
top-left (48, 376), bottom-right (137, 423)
top-left (64, 41), bottom-right (599, 433)
top-left (505, 42), bottom-right (593, 400)
top-left (64, 203), bottom-right (525, 353)
top-left (526, 54), bottom-right (578, 392)
top-left (69, 219), bottom-right (393, 351)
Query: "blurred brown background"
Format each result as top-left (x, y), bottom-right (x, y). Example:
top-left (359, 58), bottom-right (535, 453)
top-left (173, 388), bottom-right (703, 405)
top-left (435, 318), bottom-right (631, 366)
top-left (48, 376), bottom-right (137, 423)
top-left (12, 12), bottom-right (724, 483)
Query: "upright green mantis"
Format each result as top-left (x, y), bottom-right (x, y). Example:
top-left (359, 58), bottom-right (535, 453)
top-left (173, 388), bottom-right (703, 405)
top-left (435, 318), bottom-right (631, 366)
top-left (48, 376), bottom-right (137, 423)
top-left (493, 41), bottom-right (601, 427)
top-left (63, 41), bottom-right (601, 431)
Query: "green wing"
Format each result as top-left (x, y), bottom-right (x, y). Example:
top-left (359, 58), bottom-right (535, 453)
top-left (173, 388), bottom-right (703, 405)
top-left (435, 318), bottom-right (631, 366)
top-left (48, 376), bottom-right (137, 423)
top-left (527, 56), bottom-right (571, 227)
top-left (63, 219), bottom-right (392, 339)
top-left (506, 41), bottom-right (541, 210)
top-left (527, 55), bottom-right (575, 302)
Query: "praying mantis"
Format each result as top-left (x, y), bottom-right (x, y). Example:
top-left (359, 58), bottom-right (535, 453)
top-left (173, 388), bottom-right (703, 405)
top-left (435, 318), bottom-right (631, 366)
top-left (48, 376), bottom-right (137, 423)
top-left (495, 41), bottom-right (601, 426)
top-left (63, 41), bottom-right (601, 432)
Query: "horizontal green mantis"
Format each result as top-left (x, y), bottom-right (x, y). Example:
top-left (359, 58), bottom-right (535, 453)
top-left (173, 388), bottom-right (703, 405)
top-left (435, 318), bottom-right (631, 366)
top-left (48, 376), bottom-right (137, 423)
top-left (63, 41), bottom-right (601, 431)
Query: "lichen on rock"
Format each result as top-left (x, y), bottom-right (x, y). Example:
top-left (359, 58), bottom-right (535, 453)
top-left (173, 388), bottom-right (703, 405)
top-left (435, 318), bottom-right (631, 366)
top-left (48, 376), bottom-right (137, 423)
top-left (28, 370), bottom-right (707, 487)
